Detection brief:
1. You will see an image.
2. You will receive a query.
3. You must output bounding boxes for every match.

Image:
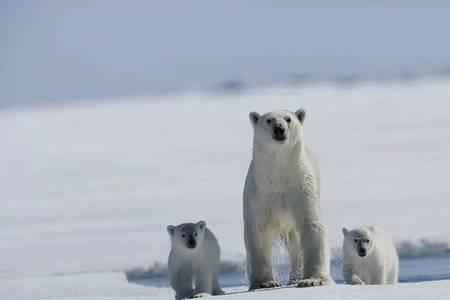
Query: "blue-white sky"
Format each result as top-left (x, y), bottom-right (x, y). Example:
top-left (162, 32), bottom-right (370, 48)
top-left (1, 1), bottom-right (450, 107)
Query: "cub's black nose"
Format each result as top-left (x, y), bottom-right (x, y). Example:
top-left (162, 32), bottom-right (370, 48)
top-left (273, 125), bottom-right (285, 135)
top-left (187, 239), bottom-right (197, 248)
top-left (358, 248), bottom-right (367, 257)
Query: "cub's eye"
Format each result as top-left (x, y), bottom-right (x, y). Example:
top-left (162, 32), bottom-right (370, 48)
top-left (181, 234), bottom-right (186, 238)
top-left (354, 239), bottom-right (358, 243)
top-left (266, 119), bottom-right (272, 124)
top-left (366, 239), bottom-right (370, 243)
top-left (285, 117), bottom-right (291, 123)
top-left (194, 233), bottom-right (198, 237)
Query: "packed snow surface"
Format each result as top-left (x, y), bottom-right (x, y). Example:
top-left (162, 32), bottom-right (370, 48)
top-left (2, 272), bottom-right (450, 300)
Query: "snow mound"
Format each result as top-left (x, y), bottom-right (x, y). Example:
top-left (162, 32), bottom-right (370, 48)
top-left (397, 238), bottom-right (450, 258)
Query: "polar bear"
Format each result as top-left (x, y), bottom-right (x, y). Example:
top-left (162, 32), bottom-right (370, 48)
top-left (243, 109), bottom-right (333, 290)
top-left (167, 221), bottom-right (224, 299)
top-left (342, 226), bottom-right (399, 285)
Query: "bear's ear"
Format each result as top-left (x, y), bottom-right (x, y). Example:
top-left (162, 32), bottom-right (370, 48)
top-left (196, 220), bottom-right (206, 231)
top-left (295, 109), bottom-right (306, 124)
top-left (249, 112), bottom-right (260, 127)
top-left (342, 227), bottom-right (349, 236)
top-left (167, 225), bottom-right (176, 236)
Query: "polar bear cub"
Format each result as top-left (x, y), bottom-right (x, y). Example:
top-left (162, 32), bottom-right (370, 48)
top-left (167, 221), bottom-right (224, 299)
top-left (342, 226), bottom-right (399, 285)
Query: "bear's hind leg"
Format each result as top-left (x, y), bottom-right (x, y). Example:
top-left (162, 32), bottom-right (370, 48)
top-left (387, 264), bottom-right (399, 284)
top-left (212, 273), bottom-right (225, 295)
top-left (284, 230), bottom-right (304, 286)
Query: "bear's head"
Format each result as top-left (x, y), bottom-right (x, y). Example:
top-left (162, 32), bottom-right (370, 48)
top-left (167, 221), bottom-right (206, 251)
top-left (342, 227), bottom-right (374, 258)
top-left (249, 109), bottom-right (306, 148)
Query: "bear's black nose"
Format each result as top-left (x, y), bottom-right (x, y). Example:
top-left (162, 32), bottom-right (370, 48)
top-left (273, 125), bottom-right (285, 135)
top-left (358, 248), bottom-right (367, 257)
top-left (272, 125), bottom-right (286, 141)
top-left (187, 239), bottom-right (197, 249)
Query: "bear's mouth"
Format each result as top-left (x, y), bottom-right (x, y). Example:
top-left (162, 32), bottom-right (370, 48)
top-left (272, 134), bottom-right (286, 142)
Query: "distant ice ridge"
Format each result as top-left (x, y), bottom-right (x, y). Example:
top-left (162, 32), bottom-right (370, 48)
top-left (2, 68), bottom-right (450, 110)
top-left (211, 67), bottom-right (450, 94)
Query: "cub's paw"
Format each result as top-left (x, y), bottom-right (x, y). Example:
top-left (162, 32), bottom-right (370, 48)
top-left (287, 279), bottom-right (303, 287)
top-left (351, 275), bottom-right (366, 285)
top-left (250, 280), bottom-right (282, 290)
top-left (260, 281), bottom-right (282, 289)
top-left (296, 277), bottom-right (331, 288)
top-left (190, 292), bottom-right (210, 298)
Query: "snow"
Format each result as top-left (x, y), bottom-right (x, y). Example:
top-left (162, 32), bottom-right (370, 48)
top-left (1, 79), bottom-right (450, 299)
top-left (0, 272), bottom-right (171, 300)
top-left (223, 280), bottom-right (450, 300)
top-left (2, 273), bottom-right (450, 300)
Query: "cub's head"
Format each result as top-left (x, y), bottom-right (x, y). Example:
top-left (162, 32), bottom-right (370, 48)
top-left (167, 221), bottom-right (206, 250)
top-left (342, 227), bottom-right (374, 257)
top-left (249, 109), bottom-right (306, 147)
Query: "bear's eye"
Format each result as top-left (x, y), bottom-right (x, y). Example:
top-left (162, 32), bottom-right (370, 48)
top-left (194, 233), bottom-right (198, 237)
top-left (354, 239), bottom-right (358, 243)
top-left (366, 239), bottom-right (370, 243)
top-left (285, 117), bottom-right (291, 123)
top-left (266, 119), bottom-right (272, 124)
top-left (181, 234), bottom-right (186, 238)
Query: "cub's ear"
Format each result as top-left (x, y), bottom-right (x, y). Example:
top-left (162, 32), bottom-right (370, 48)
top-left (197, 220), bottom-right (206, 231)
top-left (167, 225), bottom-right (176, 236)
top-left (249, 112), bottom-right (260, 127)
top-left (342, 227), bottom-right (349, 236)
top-left (295, 109), bottom-right (306, 124)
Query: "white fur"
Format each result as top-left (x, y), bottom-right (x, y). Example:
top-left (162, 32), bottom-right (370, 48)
top-left (243, 109), bottom-right (333, 290)
top-left (167, 221), bottom-right (224, 299)
top-left (342, 226), bottom-right (399, 285)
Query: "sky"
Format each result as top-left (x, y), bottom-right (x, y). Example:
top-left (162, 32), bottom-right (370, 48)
top-left (1, 1), bottom-right (450, 107)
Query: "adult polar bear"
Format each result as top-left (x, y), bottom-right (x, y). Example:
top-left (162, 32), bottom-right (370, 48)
top-left (243, 109), bottom-right (333, 290)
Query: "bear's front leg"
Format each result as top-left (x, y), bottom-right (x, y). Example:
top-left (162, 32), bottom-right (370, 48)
top-left (193, 267), bottom-right (213, 297)
top-left (343, 263), bottom-right (365, 285)
top-left (170, 267), bottom-right (194, 300)
top-left (297, 219), bottom-right (334, 288)
top-left (244, 223), bottom-right (280, 290)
